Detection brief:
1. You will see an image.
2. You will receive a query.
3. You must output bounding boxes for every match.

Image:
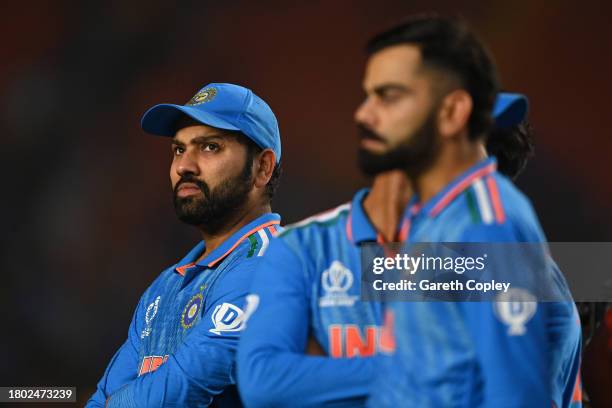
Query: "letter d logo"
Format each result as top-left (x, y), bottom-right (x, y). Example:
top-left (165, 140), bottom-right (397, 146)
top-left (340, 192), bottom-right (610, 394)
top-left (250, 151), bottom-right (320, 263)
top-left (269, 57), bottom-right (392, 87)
top-left (209, 303), bottom-right (245, 335)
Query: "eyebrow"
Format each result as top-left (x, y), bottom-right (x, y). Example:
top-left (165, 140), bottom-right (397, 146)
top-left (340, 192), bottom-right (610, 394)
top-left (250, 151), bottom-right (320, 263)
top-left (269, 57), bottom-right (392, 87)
top-left (370, 83), bottom-right (410, 96)
top-left (171, 133), bottom-right (229, 146)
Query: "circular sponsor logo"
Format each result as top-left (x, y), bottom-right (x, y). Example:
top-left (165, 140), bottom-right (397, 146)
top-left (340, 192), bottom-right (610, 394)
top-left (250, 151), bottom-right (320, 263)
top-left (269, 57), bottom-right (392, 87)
top-left (493, 288), bottom-right (537, 336)
top-left (186, 87), bottom-right (217, 106)
top-left (181, 293), bottom-right (203, 329)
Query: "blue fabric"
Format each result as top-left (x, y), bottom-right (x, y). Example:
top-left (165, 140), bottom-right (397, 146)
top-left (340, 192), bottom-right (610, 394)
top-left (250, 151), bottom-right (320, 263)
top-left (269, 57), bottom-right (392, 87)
top-left (369, 160), bottom-right (581, 408)
top-left (493, 92), bottom-right (528, 128)
top-left (238, 192), bottom-right (408, 407)
top-left (141, 83), bottom-right (282, 163)
top-left (86, 213), bottom-right (280, 408)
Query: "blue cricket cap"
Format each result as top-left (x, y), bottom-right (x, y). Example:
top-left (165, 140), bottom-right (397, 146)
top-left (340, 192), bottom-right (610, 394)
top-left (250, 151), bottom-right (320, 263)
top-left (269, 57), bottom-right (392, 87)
top-left (141, 83), bottom-right (281, 163)
top-left (493, 92), bottom-right (529, 128)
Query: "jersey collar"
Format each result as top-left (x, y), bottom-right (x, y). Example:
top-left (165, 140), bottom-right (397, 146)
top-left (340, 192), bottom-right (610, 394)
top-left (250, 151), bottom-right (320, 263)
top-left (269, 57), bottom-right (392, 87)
top-left (346, 188), bottom-right (411, 244)
top-left (174, 212), bottom-right (281, 275)
top-left (418, 157), bottom-right (497, 218)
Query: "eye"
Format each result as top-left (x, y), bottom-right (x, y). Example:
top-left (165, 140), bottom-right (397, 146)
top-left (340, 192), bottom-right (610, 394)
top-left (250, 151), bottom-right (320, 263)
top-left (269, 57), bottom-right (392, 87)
top-left (172, 146), bottom-right (185, 156)
top-left (379, 91), bottom-right (401, 103)
top-left (200, 142), bottom-right (219, 152)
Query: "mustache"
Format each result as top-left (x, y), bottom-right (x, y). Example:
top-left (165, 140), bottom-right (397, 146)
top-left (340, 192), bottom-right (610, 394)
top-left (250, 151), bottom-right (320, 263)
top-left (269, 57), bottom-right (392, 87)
top-left (357, 124), bottom-right (385, 143)
top-left (174, 174), bottom-right (210, 196)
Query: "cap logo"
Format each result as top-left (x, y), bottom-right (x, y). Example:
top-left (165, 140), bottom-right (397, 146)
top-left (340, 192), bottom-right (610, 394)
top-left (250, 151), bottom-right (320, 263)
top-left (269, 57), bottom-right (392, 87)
top-left (186, 87), bottom-right (217, 106)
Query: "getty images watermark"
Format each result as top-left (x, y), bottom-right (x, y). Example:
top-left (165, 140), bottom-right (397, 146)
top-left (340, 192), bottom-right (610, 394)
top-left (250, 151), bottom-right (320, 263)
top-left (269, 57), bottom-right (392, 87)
top-left (370, 252), bottom-right (512, 294)
top-left (361, 242), bottom-right (612, 302)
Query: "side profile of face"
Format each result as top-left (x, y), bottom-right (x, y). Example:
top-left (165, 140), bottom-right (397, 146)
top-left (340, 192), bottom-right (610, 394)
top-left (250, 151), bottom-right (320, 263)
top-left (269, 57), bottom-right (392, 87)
top-left (170, 118), bottom-right (253, 232)
top-left (354, 44), bottom-right (442, 176)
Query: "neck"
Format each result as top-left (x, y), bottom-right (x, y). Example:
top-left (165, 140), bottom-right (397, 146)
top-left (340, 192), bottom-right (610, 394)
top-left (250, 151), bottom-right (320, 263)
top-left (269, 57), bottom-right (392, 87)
top-left (196, 201), bottom-right (271, 262)
top-left (414, 137), bottom-right (487, 204)
top-left (363, 170), bottom-right (412, 242)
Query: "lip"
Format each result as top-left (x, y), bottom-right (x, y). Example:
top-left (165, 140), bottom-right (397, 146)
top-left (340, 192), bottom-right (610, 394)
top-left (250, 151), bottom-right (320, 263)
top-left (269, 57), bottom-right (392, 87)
top-left (360, 138), bottom-right (386, 152)
top-left (176, 183), bottom-right (202, 197)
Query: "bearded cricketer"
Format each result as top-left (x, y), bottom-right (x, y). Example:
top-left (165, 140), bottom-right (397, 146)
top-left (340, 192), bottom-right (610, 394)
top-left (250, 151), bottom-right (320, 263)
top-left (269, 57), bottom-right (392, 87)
top-left (358, 16), bottom-right (581, 408)
top-left (87, 83), bottom-right (282, 407)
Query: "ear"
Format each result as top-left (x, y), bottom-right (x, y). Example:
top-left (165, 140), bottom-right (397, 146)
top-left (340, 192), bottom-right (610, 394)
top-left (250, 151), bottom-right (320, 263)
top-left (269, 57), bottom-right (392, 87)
top-left (253, 149), bottom-right (276, 189)
top-left (437, 89), bottom-right (472, 139)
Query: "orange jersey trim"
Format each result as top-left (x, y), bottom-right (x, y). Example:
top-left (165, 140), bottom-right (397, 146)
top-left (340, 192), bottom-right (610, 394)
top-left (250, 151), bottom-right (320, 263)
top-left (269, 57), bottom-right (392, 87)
top-left (206, 219), bottom-right (281, 267)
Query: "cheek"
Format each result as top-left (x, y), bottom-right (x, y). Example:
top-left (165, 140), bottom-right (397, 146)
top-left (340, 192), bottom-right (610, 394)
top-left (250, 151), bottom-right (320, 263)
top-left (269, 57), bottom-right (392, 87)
top-left (384, 102), bottom-right (430, 146)
top-left (170, 162), bottom-right (180, 187)
top-left (199, 155), bottom-right (243, 187)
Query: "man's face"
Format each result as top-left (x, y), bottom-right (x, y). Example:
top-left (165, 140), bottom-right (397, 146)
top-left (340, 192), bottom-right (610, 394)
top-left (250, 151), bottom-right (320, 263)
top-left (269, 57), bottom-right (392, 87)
top-left (354, 44), bottom-right (440, 176)
top-left (170, 120), bottom-right (253, 232)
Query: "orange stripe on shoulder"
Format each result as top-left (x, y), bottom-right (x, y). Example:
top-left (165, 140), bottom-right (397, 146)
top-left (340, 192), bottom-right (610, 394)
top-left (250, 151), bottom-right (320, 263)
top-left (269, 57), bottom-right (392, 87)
top-left (207, 220), bottom-right (281, 267)
top-left (486, 176), bottom-right (506, 224)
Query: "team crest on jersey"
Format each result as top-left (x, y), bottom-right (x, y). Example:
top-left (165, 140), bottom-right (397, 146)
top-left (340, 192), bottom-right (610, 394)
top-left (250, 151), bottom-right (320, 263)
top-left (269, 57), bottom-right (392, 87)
top-left (186, 87), bottom-right (217, 105)
top-left (209, 303), bottom-right (246, 335)
top-left (141, 296), bottom-right (161, 339)
top-left (181, 293), bottom-right (204, 330)
top-left (319, 261), bottom-right (358, 307)
top-left (493, 288), bottom-right (537, 335)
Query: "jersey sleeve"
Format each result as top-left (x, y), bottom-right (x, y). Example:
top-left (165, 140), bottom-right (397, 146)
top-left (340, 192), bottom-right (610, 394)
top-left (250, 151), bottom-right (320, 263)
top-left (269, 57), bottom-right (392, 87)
top-left (104, 258), bottom-right (257, 408)
top-left (463, 223), bottom-right (553, 407)
top-left (371, 223), bottom-right (554, 408)
top-left (237, 236), bottom-right (375, 408)
top-left (85, 294), bottom-right (145, 407)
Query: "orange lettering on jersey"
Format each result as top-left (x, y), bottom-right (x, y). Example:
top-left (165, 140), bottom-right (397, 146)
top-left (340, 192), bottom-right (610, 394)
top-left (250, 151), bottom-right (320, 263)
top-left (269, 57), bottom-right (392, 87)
top-left (328, 325), bottom-right (381, 357)
top-left (139, 355), bottom-right (169, 376)
top-left (379, 310), bottom-right (396, 353)
top-left (345, 325), bottom-right (377, 357)
top-left (139, 356), bottom-right (152, 376)
top-left (150, 356), bottom-right (164, 372)
top-left (329, 325), bottom-right (343, 358)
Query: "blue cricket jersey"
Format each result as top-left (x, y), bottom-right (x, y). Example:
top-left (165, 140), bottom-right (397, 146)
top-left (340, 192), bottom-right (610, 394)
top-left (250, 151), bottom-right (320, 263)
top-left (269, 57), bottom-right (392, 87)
top-left (87, 213), bottom-right (281, 408)
top-left (369, 158), bottom-right (582, 408)
top-left (238, 190), bottom-right (408, 407)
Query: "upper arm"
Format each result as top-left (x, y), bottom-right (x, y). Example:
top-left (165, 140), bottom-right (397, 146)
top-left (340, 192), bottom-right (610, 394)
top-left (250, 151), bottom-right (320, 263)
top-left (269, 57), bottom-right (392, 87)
top-left (463, 302), bottom-right (551, 407)
top-left (237, 237), bottom-right (310, 386)
top-left (460, 223), bottom-right (552, 406)
top-left (238, 237), bottom-right (375, 407)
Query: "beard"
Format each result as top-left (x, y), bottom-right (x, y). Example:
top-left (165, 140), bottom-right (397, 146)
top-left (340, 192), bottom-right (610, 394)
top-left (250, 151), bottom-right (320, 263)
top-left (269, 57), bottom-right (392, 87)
top-left (357, 110), bottom-right (440, 178)
top-left (173, 159), bottom-right (253, 234)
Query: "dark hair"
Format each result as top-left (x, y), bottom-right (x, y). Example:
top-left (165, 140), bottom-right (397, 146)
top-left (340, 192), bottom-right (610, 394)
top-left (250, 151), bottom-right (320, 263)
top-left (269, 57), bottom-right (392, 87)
top-left (486, 120), bottom-right (534, 180)
top-left (241, 136), bottom-right (282, 202)
top-left (366, 14), bottom-right (500, 140)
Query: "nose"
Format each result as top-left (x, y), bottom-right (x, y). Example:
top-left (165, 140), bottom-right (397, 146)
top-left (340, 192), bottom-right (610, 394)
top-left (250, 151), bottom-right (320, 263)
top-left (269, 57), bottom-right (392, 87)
top-left (175, 149), bottom-right (200, 177)
top-left (354, 97), bottom-right (377, 129)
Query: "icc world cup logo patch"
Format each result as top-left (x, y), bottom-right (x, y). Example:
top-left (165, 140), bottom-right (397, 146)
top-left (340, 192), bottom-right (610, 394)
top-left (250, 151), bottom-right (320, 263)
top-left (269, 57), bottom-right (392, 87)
top-left (181, 293), bottom-right (204, 329)
top-left (186, 87), bottom-right (217, 106)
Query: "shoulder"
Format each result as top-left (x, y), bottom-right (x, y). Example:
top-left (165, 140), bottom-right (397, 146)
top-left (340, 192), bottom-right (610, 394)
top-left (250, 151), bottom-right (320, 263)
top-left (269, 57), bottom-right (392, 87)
top-left (275, 202), bottom-right (351, 252)
top-left (450, 173), bottom-right (545, 242)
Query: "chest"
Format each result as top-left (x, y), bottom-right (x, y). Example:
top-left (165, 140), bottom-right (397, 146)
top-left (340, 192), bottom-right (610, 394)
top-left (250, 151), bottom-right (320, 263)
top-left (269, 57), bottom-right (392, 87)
top-left (137, 267), bottom-right (222, 366)
top-left (308, 241), bottom-right (384, 358)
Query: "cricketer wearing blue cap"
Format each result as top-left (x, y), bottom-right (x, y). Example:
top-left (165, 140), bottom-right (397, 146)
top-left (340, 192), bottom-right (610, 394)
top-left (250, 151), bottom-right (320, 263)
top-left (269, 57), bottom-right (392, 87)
top-left (87, 83), bottom-right (282, 407)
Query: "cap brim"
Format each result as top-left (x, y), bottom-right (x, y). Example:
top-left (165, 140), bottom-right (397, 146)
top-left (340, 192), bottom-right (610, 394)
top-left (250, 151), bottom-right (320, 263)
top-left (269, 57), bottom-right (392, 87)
top-left (141, 104), bottom-right (241, 136)
top-left (493, 93), bottom-right (528, 128)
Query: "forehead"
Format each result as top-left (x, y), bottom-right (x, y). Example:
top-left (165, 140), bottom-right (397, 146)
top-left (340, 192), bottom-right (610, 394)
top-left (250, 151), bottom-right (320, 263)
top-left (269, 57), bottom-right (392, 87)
top-left (363, 44), bottom-right (424, 89)
top-left (173, 120), bottom-right (237, 143)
